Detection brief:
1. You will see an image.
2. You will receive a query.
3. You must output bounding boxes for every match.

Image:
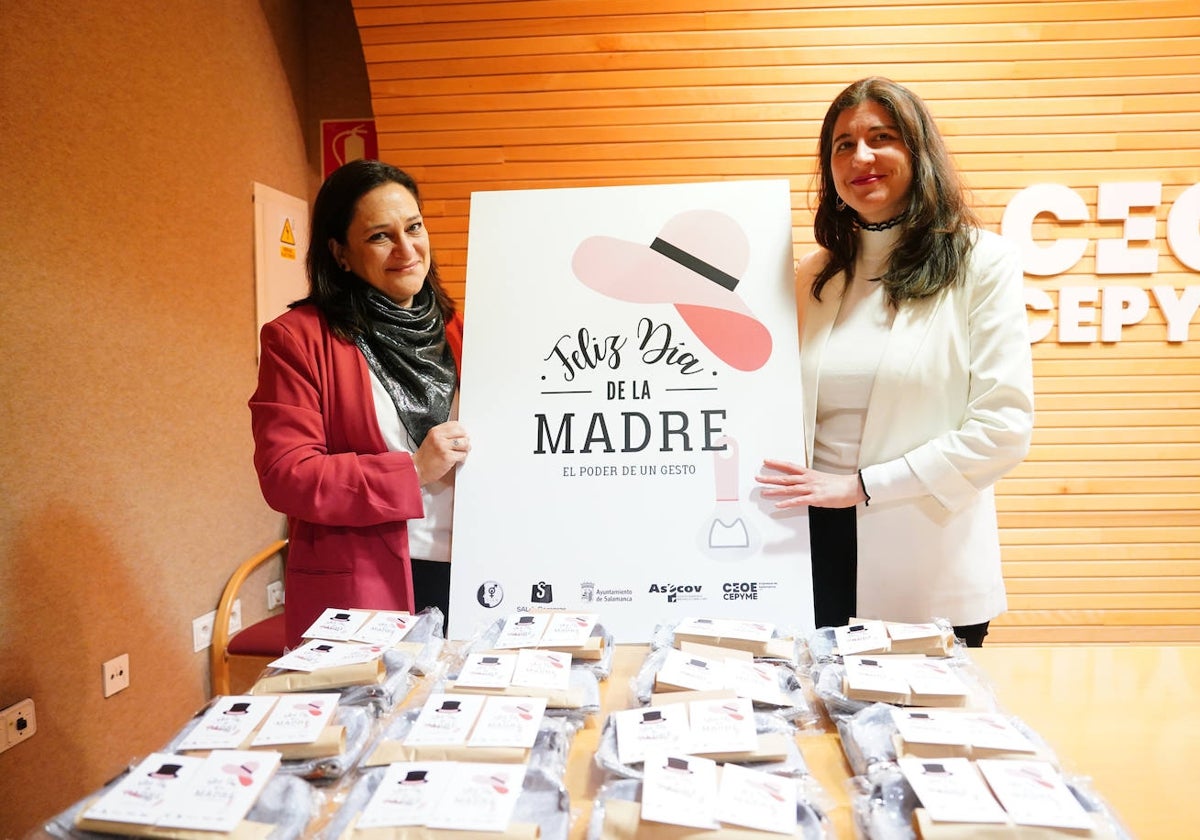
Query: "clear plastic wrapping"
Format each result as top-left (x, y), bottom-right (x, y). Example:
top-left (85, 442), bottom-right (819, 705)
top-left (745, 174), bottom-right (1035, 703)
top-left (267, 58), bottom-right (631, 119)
top-left (585, 777), bottom-right (834, 840)
top-left (628, 644), bottom-right (819, 728)
top-left (162, 702), bottom-right (378, 783)
top-left (649, 620), bottom-right (807, 667)
top-left (452, 615), bottom-right (617, 681)
top-left (593, 709), bottom-right (809, 781)
top-left (360, 698), bottom-right (581, 781)
top-left (40, 772), bottom-right (321, 840)
top-left (835, 702), bottom-right (1060, 778)
top-left (315, 763), bottom-right (572, 840)
top-left (848, 765), bottom-right (1135, 840)
top-left (809, 653), bottom-right (996, 724)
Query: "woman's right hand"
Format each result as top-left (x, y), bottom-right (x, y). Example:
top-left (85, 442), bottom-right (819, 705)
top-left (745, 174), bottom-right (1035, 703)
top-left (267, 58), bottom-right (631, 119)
top-left (412, 421), bottom-right (470, 485)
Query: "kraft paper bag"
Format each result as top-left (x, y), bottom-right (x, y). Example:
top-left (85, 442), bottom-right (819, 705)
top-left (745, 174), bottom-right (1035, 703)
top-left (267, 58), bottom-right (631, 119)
top-left (913, 809), bottom-right (1116, 839)
top-left (344, 819), bottom-right (540, 840)
top-left (362, 740), bottom-right (529, 767)
top-left (601, 798), bottom-right (810, 840)
top-left (250, 660), bottom-right (387, 694)
top-left (74, 814), bottom-right (275, 840)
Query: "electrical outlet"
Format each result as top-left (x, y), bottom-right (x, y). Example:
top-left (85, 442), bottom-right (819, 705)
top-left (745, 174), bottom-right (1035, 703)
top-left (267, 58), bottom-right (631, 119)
top-left (193, 610), bottom-right (215, 652)
top-left (0, 698), bottom-right (36, 753)
top-left (266, 580), bottom-right (285, 610)
top-left (102, 654), bottom-right (130, 697)
top-left (229, 598), bottom-right (243, 635)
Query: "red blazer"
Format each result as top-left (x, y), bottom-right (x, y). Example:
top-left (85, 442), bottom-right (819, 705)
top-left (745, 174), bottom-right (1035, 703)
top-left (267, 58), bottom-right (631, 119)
top-left (249, 303), bottom-right (464, 647)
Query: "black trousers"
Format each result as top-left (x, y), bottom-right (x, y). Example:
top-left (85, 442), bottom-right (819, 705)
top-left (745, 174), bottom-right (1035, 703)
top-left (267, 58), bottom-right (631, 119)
top-left (412, 558), bottom-right (451, 633)
top-left (808, 505), bottom-right (990, 647)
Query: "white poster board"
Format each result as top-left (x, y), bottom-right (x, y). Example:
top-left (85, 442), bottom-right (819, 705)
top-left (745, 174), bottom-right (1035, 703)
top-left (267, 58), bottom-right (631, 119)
top-left (253, 182), bottom-right (309, 354)
top-left (450, 180), bottom-right (810, 641)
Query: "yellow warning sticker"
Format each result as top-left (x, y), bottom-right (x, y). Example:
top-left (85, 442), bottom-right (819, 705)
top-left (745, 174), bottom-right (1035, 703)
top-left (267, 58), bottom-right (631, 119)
top-left (280, 218), bottom-right (296, 246)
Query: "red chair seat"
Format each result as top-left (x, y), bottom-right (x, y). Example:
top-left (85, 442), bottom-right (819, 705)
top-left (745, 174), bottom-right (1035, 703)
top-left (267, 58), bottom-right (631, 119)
top-left (226, 614), bottom-right (287, 657)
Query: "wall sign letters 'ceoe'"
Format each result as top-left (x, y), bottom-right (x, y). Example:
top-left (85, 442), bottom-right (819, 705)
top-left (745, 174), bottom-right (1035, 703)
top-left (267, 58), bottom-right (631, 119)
top-left (1002, 181), bottom-right (1200, 343)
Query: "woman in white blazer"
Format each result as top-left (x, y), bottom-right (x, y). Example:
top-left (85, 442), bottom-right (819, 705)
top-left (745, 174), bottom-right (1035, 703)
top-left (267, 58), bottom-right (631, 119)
top-left (756, 78), bottom-right (1034, 646)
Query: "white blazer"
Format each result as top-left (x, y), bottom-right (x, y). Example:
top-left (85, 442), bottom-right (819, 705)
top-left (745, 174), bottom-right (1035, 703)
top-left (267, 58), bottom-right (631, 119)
top-left (799, 228), bottom-right (1034, 626)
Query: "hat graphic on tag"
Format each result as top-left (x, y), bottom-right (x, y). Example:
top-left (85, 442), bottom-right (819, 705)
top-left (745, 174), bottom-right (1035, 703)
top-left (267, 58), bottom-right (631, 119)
top-left (664, 756), bottom-right (693, 773)
top-left (572, 209), bottom-right (772, 371)
top-left (149, 763), bottom-right (182, 780)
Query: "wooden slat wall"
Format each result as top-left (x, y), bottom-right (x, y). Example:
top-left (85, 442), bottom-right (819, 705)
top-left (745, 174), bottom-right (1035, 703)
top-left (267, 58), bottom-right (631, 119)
top-left (351, 0), bottom-right (1200, 643)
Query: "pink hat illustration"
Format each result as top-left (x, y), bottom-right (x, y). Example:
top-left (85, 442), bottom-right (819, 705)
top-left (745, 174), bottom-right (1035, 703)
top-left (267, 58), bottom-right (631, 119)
top-left (572, 209), bottom-right (772, 371)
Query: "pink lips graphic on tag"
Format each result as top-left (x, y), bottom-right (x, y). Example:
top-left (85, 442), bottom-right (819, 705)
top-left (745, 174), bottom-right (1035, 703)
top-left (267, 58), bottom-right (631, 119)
top-left (572, 209), bottom-right (772, 372)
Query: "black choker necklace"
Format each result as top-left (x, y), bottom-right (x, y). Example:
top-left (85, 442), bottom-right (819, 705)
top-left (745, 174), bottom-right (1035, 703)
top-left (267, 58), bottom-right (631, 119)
top-left (858, 215), bottom-right (904, 232)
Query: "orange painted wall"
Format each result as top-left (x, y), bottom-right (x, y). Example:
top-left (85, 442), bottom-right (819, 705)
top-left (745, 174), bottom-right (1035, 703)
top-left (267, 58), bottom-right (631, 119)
top-left (352, 0), bottom-right (1200, 642)
top-left (0, 2), bottom-right (372, 834)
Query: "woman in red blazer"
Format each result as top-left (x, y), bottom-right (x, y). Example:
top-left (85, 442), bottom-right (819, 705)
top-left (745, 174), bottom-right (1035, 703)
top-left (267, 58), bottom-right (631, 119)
top-left (250, 160), bottom-right (469, 647)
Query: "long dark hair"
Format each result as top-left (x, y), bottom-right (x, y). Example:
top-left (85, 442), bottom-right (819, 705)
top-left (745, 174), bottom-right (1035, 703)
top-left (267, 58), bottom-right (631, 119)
top-left (298, 159), bottom-right (456, 340)
top-left (811, 77), bottom-right (978, 304)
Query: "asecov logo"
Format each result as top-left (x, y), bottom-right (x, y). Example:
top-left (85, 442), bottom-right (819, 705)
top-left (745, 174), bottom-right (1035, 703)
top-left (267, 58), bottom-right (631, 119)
top-left (647, 583), bottom-right (704, 603)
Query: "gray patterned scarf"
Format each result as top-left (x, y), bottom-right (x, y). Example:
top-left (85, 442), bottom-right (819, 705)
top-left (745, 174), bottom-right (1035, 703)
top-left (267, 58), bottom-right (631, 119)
top-left (355, 285), bottom-right (455, 446)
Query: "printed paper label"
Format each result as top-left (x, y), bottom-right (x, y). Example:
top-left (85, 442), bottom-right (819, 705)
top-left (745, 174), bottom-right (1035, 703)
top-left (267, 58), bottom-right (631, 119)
top-left (302, 608), bottom-right (373, 641)
top-left (899, 757), bottom-right (1007, 824)
top-left (177, 696), bottom-right (278, 751)
top-left (251, 693), bottom-right (337, 746)
top-left (467, 696), bottom-right (549, 748)
top-left (641, 752), bottom-right (720, 829)
top-left (716, 762), bottom-right (798, 834)
top-left (510, 648), bottom-right (572, 691)
top-left (403, 693), bottom-right (486, 746)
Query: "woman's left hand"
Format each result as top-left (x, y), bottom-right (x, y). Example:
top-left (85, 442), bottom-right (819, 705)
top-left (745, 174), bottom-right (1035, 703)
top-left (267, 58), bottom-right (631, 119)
top-left (755, 459), bottom-right (866, 509)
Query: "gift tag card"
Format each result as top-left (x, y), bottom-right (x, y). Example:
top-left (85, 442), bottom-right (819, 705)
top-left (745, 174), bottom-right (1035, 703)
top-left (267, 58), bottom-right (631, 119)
top-left (903, 659), bottom-right (969, 699)
top-left (892, 708), bottom-right (966, 747)
top-left (673, 617), bottom-right (725, 640)
top-left (835, 619), bottom-right (891, 655)
top-left (302, 608), bottom-right (373, 641)
top-left (156, 750), bottom-right (281, 832)
top-left (426, 763), bottom-right (527, 832)
top-left (82, 753), bottom-right (207, 825)
top-left (493, 613), bottom-right (550, 648)
top-left (675, 617), bottom-right (774, 642)
top-left (540, 612), bottom-right (599, 646)
top-left (404, 693), bottom-right (486, 746)
top-left (898, 757), bottom-right (1007, 824)
top-left (641, 753), bottom-right (720, 829)
top-left (959, 713), bottom-right (1038, 753)
top-left (656, 647), bottom-right (727, 691)
top-left (685, 697), bottom-right (758, 755)
top-left (723, 659), bottom-right (791, 706)
top-left (977, 760), bottom-right (1094, 829)
top-left (456, 652), bottom-right (518, 689)
top-left (178, 696), bottom-right (279, 750)
top-left (613, 703), bottom-right (691, 765)
top-left (511, 648), bottom-right (572, 691)
top-left (355, 761), bottom-right (454, 828)
top-left (353, 611), bottom-right (415, 647)
top-left (843, 655), bottom-right (911, 696)
top-left (716, 762), bottom-right (798, 835)
top-left (268, 638), bottom-right (385, 672)
top-left (716, 618), bottom-right (776, 642)
top-left (467, 696), bottom-right (548, 748)
top-left (886, 621), bottom-right (944, 642)
top-left (251, 693), bottom-right (337, 746)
